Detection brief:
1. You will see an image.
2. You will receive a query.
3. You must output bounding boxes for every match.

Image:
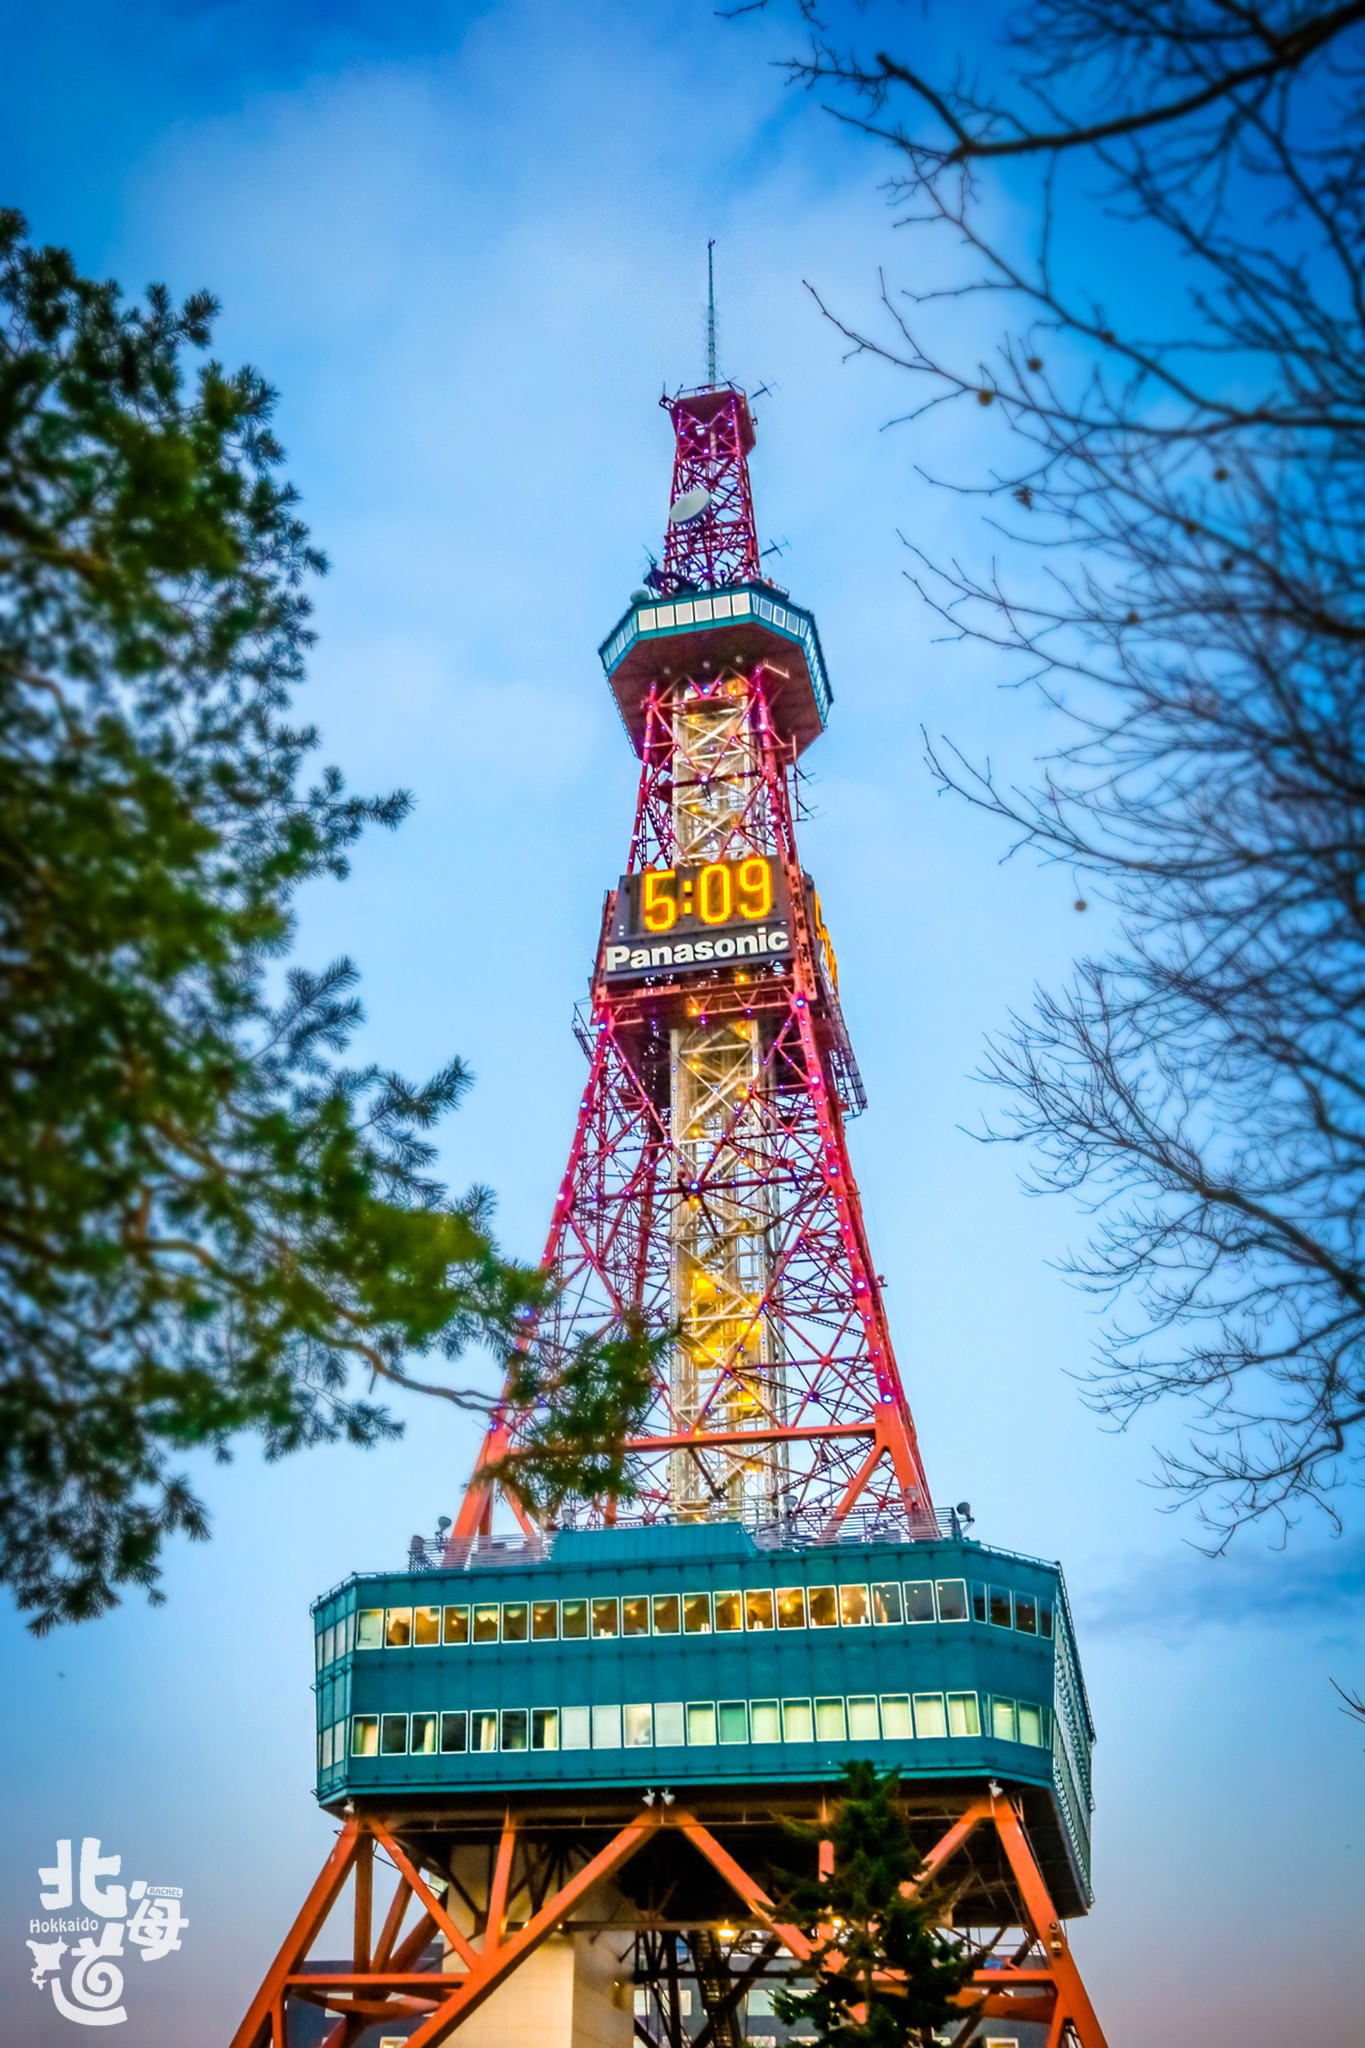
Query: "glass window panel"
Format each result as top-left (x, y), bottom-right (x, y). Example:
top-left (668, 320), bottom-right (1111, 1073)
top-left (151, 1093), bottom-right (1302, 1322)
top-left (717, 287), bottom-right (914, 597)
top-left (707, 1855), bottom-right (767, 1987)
top-left (808, 1587), bottom-right (838, 1628)
top-left (344, 1613), bottom-right (356, 1652)
top-left (947, 1693), bottom-right (981, 1738)
top-left (561, 1599), bottom-right (588, 1640)
top-left (532, 1600), bottom-right (559, 1642)
top-left (750, 1700), bottom-right (781, 1743)
top-left (991, 1697), bottom-right (1018, 1743)
top-left (935, 1579), bottom-right (968, 1623)
top-left (655, 1702), bottom-right (685, 1747)
top-left (815, 1697), bottom-right (847, 1741)
top-left (501, 1709), bottom-right (529, 1752)
top-left (782, 1698), bottom-right (814, 1743)
top-left (472, 1603), bottom-right (500, 1644)
top-left (592, 1703), bottom-right (622, 1749)
top-left (694, 598), bottom-right (714, 622)
top-left (443, 1604), bottom-right (470, 1646)
top-left (838, 1585), bottom-right (870, 1628)
top-left (913, 1694), bottom-right (948, 1739)
top-left (319, 1726), bottom-right (332, 1770)
top-left (871, 1583), bottom-right (903, 1626)
top-left (315, 1631), bottom-right (326, 1673)
top-left (471, 1710), bottom-right (499, 1752)
top-left (745, 1589), bottom-right (775, 1632)
top-left (440, 1712), bottom-right (467, 1754)
top-left (385, 1608), bottom-right (412, 1648)
top-left (715, 1591), bottom-right (743, 1632)
top-left (675, 602), bottom-right (694, 624)
top-left (989, 1588), bottom-right (1013, 1629)
top-left (351, 1715), bottom-right (379, 1758)
top-left (1014, 1594), bottom-right (1037, 1635)
top-left (411, 1712), bottom-right (438, 1755)
top-left (880, 1694), bottom-right (912, 1740)
top-left (502, 1602), bottom-right (529, 1643)
top-left (718, 1701), bottom-right (748, 1744)
top-left (624, 1703), bottom-right (653, 1748)
top-left (532, 1708), bottom-right (559, 1751)
top-left (1040, 1603), bottom-right (1054, 1639)
top-left (731, 592), bottom-right (752, 616)
top-left (904, 1581), bottom-right (935, 1623)
top-left (683, 1592), bottom-right (712, 1634)
top-left (712, 595), bottom-right (733, 618)
top-left (412, 1607), bottom-right (438, 1648)
top-left (652, 1593), bottom-right (681, 1635)
top-left (1019, 1703), bottom-right (1044, 1748)
top-left (971, 1583), bottom-right (988, 1624)
top-left (776, 1587), bottom-right (806, 1630)
top-left (657, 605), bottom-right (675, 628)
top-left (591, 1598), bottom-right (620, 1639)
top-left (622, 1594), bottom-right (650, 1637)
top-left (848, 1695), bottom-right (880, 1741)
top-left (686, 1702), bottom-right (717, 1746)
top-left (327, 1623), bottom-right (339, 1666)
top-left (380, 1713), bottom-right (409, 1755)
top-left (562, 1705), bottom-right (591, 1750)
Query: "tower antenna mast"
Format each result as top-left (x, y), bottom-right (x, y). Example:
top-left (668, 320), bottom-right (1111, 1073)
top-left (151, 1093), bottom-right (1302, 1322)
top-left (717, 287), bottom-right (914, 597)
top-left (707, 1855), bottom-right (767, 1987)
top-left (706, 237), bottom-right (718, 385)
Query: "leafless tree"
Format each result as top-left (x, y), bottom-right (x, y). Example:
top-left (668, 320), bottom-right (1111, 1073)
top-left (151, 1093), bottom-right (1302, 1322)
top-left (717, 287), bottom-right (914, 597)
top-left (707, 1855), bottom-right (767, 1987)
top-left (746, 1), bottom-right (1365, 1540)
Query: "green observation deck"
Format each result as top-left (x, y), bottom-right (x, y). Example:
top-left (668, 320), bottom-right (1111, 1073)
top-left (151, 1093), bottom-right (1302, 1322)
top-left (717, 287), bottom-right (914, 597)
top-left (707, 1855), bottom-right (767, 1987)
top-left (311, 1524), bottom-right (1095, 1917)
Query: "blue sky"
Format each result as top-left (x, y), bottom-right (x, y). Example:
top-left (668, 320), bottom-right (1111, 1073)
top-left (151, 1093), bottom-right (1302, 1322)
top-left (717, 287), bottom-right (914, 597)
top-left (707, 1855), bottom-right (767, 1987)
top-left (1, 2), bottom-right (1361, 2041)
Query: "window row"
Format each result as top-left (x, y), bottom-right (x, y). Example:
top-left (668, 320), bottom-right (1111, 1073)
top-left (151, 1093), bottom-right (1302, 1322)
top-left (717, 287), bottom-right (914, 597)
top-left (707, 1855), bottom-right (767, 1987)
top-left (969, 1584), bottom-right (1055, 1638)
top-left (333, 1689), bottom-right (1049, 1766)
top-left (321, 1577), bottom-right (990, 1667)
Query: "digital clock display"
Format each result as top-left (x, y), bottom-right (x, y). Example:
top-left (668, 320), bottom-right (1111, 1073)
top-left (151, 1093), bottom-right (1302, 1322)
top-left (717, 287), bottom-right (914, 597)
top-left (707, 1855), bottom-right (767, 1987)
top-left (602, 855), bottom-right (792, 981)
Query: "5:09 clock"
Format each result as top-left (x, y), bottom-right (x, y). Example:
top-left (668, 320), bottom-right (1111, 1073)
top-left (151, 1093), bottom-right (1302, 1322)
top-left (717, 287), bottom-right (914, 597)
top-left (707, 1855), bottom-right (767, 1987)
top-left (612, 855), bottom-right (789, 945)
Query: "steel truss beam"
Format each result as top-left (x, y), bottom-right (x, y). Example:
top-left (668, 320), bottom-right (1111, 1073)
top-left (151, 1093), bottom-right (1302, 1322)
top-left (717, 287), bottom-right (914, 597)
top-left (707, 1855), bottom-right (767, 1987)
top-left (230, 1793), bottom-right (1106, 2048)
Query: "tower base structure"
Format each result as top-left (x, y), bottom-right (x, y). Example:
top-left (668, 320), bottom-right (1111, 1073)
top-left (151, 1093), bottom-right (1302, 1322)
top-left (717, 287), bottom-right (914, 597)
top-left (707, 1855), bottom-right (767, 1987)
top-left (231, 1786), bottom-right (1106, 2048)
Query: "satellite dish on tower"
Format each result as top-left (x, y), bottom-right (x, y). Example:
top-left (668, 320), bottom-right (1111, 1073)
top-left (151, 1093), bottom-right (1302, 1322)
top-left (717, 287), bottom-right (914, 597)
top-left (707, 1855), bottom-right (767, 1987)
top-left (668, 486), bottom-right (712, 526)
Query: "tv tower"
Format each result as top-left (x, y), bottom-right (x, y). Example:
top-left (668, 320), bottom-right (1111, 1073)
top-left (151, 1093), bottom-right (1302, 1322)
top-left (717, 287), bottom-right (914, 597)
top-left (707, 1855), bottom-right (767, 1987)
top-left (233, 283), bottom-right (1109, 2048)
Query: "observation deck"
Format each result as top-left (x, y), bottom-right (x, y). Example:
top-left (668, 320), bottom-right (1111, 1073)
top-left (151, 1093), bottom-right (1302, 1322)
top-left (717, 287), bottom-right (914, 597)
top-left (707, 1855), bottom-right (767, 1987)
top-left (599, 583), bottom-right (832, 758)
top-left (311, 1522), bottom-right (1095, 1919)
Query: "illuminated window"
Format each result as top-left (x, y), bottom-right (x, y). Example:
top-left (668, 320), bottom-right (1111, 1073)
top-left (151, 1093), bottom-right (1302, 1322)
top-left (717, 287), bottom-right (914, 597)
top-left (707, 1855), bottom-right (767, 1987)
top-left (413, 1606), bottom-right (440, 1647)
top-left (718, 1701), bottom-right (748, 1744)
top-left (838, 1585), bottom-right (870, 1627)
top-left (562, 1706), bottom-right (590, 1750)
top-left (989, 1589), bottom-right (1013, 1629)
top-left (472, 1603), bottom-right (500, 1644)
top-left (624, 1703), bottom-right (653, 1748)
top-left (1014, 1594), bottom-right (1037, 1635)
top-left (871, 1583), bottom-right (903, 1626)
top-left (683, 1592), bottom-right (712, 1634)
top-left (623, 1595), bottom-right (650, 1637)
top-left (655, 1702), bottom-right (685, 1747)
top-left (592, 1704), bottom-right (622, 1749)
top-left (502, 1603), bottom-right (529, 1643)
top-left (443, 1605), bottom-right (469, 1646)
top-left (501, 1710), bottom-right (529, 1753)
top-left (848, 1696), bottom-right (880, 1742)
top-left (745, 1589), bottom-right (775, 1632)
top-left (411, 1712), bottom-right (438, 1755)
top-left (471, 1710), bottom-right (499, 1753)
top-left (782, 1699), bottom-right (814, 1743)
top-left (379, 1714), bottom-right (408, 1756)
top-left (936, 1580), bottom-right (968, 1623)
top-left (561, 1599), bottom-right (588, 1640)
top-left (440, 1712), bottom-right (467, 1754)
top-left (715, 1591), bottom-right (743, 1632)
top-left (385, 1608), bottom-right (412, 1648)
top-left (904, 1581), bottom-right (935, 1624)
top-left (652, 1593), bottom-right (681, 1634)
top-left (913, 1694), bottom-right (948, 1739)
top-left (687, 1702), bottom-right (718, 1746)
top-left (532, 1601), bottom-right (558, 1642)
top-left (880, 1694), bottom-right (912, 1740)
top-left (751, 1700), bottom-right (781, 1743)
top-left (991, 1699), bottom-right (1017, 1743)
top-left (776, 1586), bottom-right (806, 1629)
top-left (947, 1693), bottom-right (981, 1738)
top-left (351, 1716), bottom-right (379, 1758)
top-left (815, 1698), bottom-right (847, 1742)
top-left (1018, 1704), bottom-right (1044, 1748)
top-left (531, 1709), bottom-right (559, 1751)
top-left (808, 1587), bottom-right (838, 1628)
top-left (591, 1598), bottom-right (620, 1640)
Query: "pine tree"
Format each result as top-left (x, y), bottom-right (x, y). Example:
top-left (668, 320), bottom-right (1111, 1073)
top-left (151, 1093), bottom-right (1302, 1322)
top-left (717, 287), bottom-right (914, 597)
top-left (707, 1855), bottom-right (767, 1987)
top-left (775, 1763), bottom-right (973, 2048)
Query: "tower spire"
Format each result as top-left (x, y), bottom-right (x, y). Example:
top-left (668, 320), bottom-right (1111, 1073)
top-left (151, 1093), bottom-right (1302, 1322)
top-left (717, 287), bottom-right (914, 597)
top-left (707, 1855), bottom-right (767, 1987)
top-left (706, 237), bottom-right (718, 386)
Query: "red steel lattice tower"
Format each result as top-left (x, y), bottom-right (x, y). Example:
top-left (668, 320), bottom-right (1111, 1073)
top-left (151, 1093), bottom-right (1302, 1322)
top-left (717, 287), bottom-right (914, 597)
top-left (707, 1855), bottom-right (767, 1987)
top-left (455, 382), bottom-right (933, 1547)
